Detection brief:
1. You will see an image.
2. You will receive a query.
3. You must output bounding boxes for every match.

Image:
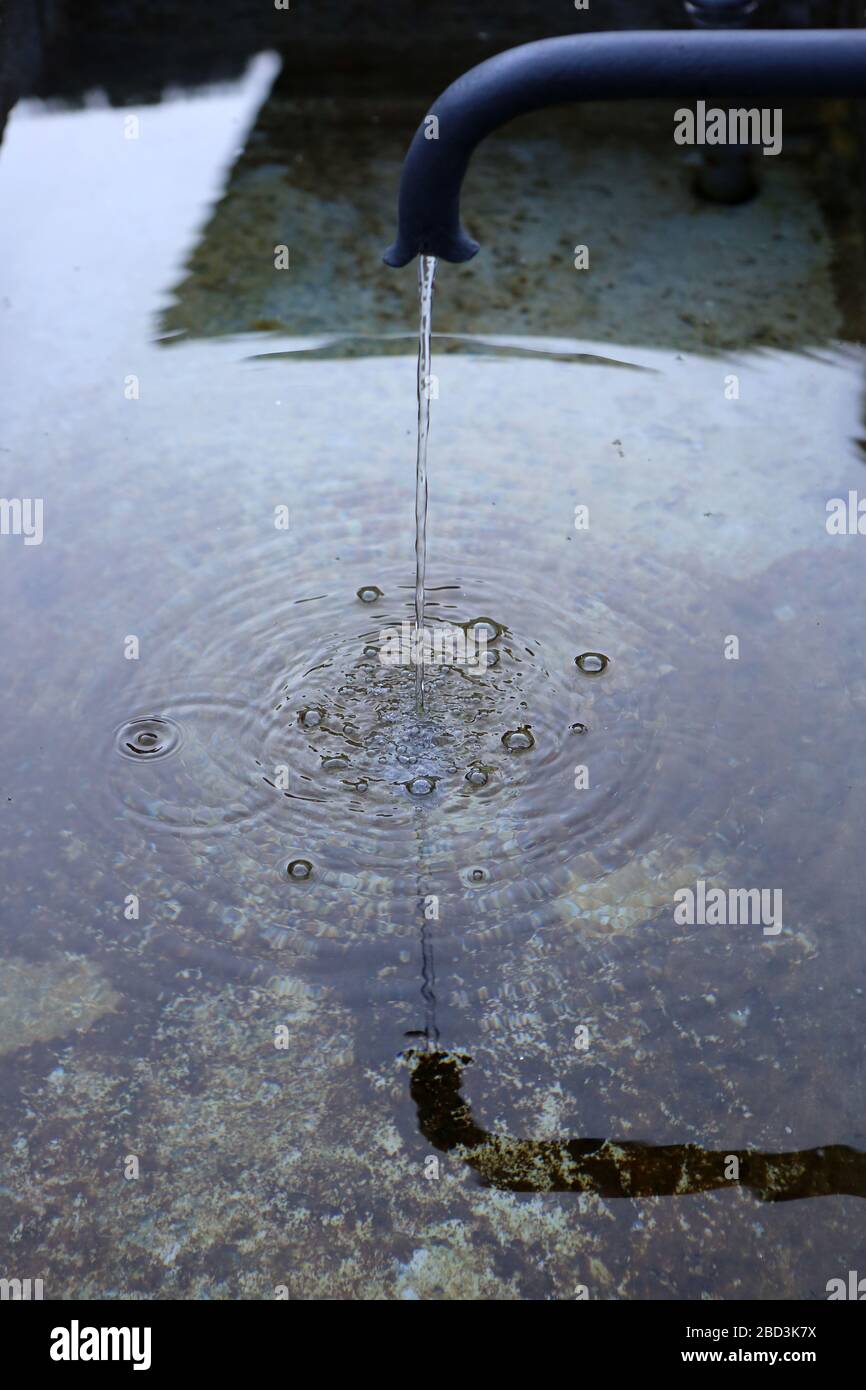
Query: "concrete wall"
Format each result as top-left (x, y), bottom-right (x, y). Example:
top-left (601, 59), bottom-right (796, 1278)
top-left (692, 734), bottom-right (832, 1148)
top-left (1, 0), bottom-right (860, 136)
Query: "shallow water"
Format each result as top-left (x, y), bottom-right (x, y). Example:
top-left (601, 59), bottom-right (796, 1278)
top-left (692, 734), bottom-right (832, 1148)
top-left (1, 58), bottom-right (865, 1299)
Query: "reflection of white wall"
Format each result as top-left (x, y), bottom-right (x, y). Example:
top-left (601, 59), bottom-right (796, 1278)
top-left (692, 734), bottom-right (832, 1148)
top-left (0, 51), bottom-right (279, 371)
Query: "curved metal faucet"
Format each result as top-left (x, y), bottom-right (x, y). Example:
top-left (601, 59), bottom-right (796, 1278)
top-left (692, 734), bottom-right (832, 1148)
top-left (383, 29), bottom-right (866, 267)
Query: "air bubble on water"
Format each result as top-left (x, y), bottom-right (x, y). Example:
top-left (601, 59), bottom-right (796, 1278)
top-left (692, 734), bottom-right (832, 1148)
top-left (461, 865), bottom-right (489, 886)
top-left (575, 651), bottom-right (609, 675)
top-left (299, 707), bottom-right (324, 729)
top-left (570, 722), bottom-right (589, 735)
top-left (465, 766), bottom-right (489, 788)
top-left (483, 649), bottom-right (500, 669)
top-left (362, 644), bottom-right (379, 658)
top-left (286, 859), bottom-right (313, 880)
top-left (321, 754), bottom-right (349, 772)
top-left (464, 616), bottom-right (503, 642)
top-left (502, 726), bottom-right (535, 752)
top-left (405, 775), bottom-right (437, 797)
top-left (357, 585), bottom-right (383, 603)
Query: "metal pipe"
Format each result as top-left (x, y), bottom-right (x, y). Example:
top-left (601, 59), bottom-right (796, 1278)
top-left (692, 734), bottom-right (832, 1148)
top-left (383, 29), bottom-right (866, 267)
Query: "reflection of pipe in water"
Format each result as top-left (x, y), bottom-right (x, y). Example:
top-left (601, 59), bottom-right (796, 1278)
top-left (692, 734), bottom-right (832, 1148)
top-left (410, 1051), bottom-right (866, 1201)
top-left (403, 912), bottom-right (439, 1052)
top-left (402, 830), bottom-right (440, 1052)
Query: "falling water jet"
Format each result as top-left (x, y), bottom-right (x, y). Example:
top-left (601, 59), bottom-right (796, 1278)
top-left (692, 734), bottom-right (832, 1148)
top-left (414, 254), bottom-right (436, 714)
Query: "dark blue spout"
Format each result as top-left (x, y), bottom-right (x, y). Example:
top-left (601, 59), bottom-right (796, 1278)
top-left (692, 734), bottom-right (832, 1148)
top-left (383, 29), bottom-right (866, 267)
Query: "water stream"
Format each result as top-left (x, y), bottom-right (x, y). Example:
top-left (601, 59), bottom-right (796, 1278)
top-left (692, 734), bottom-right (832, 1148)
top-left (414, 254), bottom-right (437, 712)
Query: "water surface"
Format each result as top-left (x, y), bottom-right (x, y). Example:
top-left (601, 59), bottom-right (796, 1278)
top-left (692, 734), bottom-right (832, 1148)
top-left (0, 60), bottom-right (865, 1300)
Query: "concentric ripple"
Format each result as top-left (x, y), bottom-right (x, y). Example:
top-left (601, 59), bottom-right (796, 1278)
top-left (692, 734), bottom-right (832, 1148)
top-left (115, 716), bottom-right (183, 760)
top-left (89, 523), bottom-right (741, 983)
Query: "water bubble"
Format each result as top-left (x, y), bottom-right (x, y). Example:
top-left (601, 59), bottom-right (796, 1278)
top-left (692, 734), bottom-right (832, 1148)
top-left (286, 859), bottom-right (313, 880)
top-left (299, 707), bottom-right (323, 729)
top-left (115, 716), bottom-right (183, 760)
top-left (463, 616), bottom-right (504, 644)
top-left (321, 754), bottom-right (349, 772)
top-left (405, 775), bottom-right (437, 797)
top-left (570, 722), bottom-right (589, 735)
top-left (362, 644), bottom-right (379, 658)
top-left (483, 649), bottom-right (501, 669)
top-left (357, 585), bottom-right (383, 604)
top-left (461, 865), bottom-right (489, 886)
top-left (575, 651), bottom-right (609, 675)
top-left (465, 766), bottom-right (489, 788)
top-left (502, 726), bottom-right (535, 753)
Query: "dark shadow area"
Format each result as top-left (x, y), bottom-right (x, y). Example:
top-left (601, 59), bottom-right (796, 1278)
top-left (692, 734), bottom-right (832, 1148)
top-left (411, 1050), bottom-right (866, 1199)
top-left (5, 1), bottom-right (806, 104)
top-left (1, 1), bottom-right (856, 136)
